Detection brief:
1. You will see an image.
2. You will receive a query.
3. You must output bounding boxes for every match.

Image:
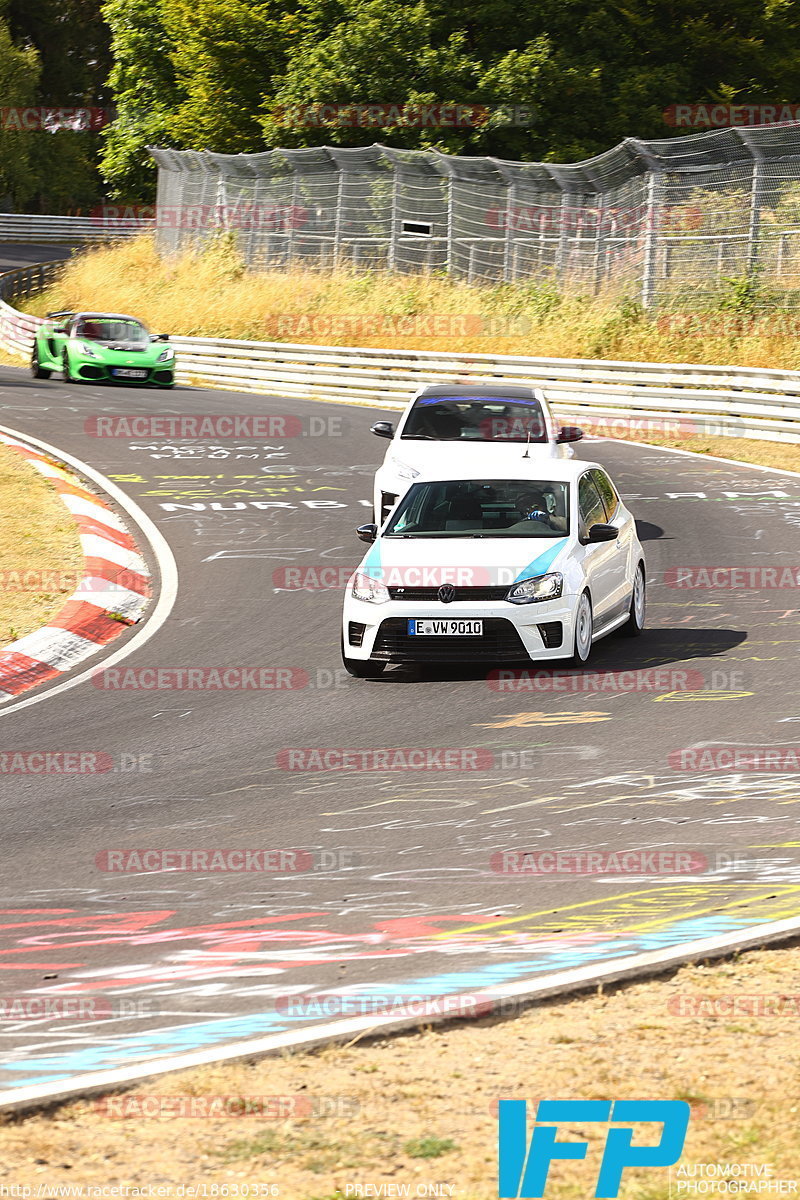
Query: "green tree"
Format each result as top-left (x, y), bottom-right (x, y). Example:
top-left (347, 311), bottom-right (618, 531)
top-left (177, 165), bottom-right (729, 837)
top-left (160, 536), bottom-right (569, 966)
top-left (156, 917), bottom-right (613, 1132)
top-left (100, 0), bottom-right (183, 199)
top-left (0, 10), bottom-right (41, 208)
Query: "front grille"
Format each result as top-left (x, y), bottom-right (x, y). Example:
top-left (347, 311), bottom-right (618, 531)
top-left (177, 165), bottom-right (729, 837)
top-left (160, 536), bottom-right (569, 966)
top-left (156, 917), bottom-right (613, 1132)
top-left (80, 366), bottom-right (104, 379)
top-left (387, 585), bottom-right (510, 601)
top-left (372, 617), bottom-right (528, 662)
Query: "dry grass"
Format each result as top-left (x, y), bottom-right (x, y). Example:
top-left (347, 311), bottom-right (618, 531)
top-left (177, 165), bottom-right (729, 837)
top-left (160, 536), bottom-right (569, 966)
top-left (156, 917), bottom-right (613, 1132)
top-left (22, 234), bottom-right (800, 369)
top-left (1, 942), bottom-right (798, 1196)
top-left (0, 441), bottom-right (84, 643)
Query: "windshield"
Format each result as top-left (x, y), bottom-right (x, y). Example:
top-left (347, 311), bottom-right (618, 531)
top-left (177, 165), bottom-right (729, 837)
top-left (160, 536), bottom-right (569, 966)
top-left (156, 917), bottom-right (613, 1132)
top-left (74, 318), bottom-right (149, 344)
top-left (383, 479), bottom-right (570, 538)
top-left (401, 395), bottom-right (547, 442)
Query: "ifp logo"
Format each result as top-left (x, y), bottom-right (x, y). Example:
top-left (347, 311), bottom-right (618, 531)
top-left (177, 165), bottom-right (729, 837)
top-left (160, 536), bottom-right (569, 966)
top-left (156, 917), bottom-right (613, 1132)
top-left (498, 1099), bottom-right (690, 1198)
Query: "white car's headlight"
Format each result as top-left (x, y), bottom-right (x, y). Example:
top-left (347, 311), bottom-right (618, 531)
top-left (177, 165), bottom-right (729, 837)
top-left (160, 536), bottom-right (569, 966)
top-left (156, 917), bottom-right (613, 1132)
top-left (351, 571), bottom-right (390, 604)
top-left (81, 342), bottom-right (100, 358)
top-left (157, 346), bottom-right (174, 363)
top-left (506, 572), bottom-right (563, 604)
top-left (391, 458), bottom-right (420, 482)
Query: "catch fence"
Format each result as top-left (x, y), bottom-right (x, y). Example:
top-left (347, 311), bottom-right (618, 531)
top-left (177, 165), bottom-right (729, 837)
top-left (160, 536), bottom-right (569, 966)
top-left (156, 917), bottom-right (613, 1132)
top-left (150, 123), bottom-right (800, 307)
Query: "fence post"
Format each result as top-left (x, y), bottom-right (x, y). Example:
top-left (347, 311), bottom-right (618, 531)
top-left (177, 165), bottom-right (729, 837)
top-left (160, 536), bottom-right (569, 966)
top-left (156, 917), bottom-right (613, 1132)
top-left (333, 165), bottom-right (345, 267)
top-left (747, 152), bottom-right (765, 279)
top-left (503, 183), bottom-right (515, 282)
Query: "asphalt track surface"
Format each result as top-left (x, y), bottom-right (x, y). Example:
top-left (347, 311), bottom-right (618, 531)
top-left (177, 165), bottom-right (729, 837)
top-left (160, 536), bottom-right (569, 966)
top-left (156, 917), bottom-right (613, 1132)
top-left (0, 245), bottom-right (799, 1094)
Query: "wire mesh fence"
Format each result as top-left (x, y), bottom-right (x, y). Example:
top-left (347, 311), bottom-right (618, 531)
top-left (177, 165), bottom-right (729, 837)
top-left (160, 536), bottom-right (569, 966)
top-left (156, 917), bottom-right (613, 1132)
top-left (149, 123), bottom-right (800, 308)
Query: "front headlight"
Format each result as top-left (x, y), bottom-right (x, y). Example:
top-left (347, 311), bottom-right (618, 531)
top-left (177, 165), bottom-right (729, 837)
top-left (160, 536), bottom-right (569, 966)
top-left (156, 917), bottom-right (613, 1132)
top-left (506, 571), bottom-right (563, 604)
top-left (391, 458), bottom-right (420, 482)
top-left (351, 571), bottom-right (390, 604)
top-left (81, 342), bottom-right (100, 358)
top-left (156, 347), bottom-right (174, 363)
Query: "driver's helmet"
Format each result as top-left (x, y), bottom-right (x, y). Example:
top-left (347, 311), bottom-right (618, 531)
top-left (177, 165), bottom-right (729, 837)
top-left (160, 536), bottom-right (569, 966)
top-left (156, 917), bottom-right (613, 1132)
top-left (516, 489), bottom-right (551, 522)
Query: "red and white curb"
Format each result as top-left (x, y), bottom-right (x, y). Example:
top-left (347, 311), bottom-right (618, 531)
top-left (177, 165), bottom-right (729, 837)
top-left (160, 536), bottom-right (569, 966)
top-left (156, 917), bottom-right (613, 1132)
top-left (0, 434), bottom-right (152, 701)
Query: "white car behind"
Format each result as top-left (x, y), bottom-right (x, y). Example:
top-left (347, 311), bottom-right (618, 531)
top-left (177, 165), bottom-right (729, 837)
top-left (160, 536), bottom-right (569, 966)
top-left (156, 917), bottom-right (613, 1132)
top-left (371, 383), bottom-right (583, 525)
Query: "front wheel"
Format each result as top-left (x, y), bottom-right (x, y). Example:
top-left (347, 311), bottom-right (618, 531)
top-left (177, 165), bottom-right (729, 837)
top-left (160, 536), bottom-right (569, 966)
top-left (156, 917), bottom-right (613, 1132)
top-left (31, 345), bottom-right (51, 379)
top-left (621, 563), bottom-right (646, 637)
top-left (62, 351), bottom-right (75, 383)
top-left (570, 591), bottom-right (593, 666)
top-left (341, 634), bottom-right (386, 678)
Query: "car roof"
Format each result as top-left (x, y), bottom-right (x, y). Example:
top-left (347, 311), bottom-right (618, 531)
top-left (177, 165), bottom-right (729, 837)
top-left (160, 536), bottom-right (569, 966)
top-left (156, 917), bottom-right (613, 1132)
top-left (70, 312), bottom-right (145, 324)
top-left (413, 383), bottom-right (545, 401)
top-left (413, 458), bottom-right (606, 484)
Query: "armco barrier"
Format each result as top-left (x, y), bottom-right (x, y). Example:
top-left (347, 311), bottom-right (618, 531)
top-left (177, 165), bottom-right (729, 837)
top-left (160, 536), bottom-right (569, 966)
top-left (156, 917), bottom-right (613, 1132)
top-left (2, 258), bottom-right (800, 443)
top-left (0, 212), bottom-right (153, 244)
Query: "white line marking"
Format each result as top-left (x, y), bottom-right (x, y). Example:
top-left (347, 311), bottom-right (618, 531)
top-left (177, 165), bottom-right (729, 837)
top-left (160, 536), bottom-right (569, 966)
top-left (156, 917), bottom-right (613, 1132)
top-left (0, 422), bottom-right (178, 716)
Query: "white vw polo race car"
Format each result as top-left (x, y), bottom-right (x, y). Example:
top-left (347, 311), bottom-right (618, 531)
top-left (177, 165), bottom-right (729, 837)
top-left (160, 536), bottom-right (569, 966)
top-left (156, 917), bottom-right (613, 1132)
top-left (370, 383), bottom-right (583, 525)
top-left (342, 459), bottom-right (645, 677)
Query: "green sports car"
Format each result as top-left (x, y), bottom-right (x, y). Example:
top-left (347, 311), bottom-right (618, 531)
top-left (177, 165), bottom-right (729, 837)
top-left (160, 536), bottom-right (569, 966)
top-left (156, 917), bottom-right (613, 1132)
top-left (31, 311), bottom-right (175, 387)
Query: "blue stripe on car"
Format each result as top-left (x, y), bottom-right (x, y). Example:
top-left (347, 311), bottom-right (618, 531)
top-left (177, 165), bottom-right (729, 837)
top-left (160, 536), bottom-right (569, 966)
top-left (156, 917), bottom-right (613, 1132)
top-left (513, 537), bottom-right (568, 584)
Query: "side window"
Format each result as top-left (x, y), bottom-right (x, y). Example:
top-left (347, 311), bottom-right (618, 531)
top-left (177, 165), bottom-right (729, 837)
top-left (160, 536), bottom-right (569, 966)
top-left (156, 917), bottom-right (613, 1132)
top-left (578, 473), bottom-right (607, 533)
top-left (590, 469), bottom-right (619, 520)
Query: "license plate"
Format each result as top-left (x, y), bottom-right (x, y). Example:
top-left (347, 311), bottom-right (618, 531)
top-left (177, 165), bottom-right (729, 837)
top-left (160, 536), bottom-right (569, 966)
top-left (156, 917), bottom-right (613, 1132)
top-left (112, 368), bottom-right (148, 379)
top-left (408, 619), bottom-right (483, 636)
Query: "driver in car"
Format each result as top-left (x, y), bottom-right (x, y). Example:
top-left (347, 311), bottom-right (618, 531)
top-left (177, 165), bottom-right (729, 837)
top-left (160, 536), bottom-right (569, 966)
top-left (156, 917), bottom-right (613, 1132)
top-left (515, 489), bottom-right (568, 532)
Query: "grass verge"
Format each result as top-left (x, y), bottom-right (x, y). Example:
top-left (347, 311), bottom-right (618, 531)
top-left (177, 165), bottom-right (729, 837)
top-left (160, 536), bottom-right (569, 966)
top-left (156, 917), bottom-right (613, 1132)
top-left (0, 941), bottom-right (798, 1196)
top-left (0, 440), bottom-right (84, 643)
top-left (21, 234), bottom-right (800, 370)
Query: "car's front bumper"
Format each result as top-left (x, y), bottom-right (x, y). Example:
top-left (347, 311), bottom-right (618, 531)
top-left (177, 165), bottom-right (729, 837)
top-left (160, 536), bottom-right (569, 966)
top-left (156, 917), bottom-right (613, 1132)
top-left (71, 361), bottom-right (175, 386)
top-left (343, 596), bottom-right (578, 663)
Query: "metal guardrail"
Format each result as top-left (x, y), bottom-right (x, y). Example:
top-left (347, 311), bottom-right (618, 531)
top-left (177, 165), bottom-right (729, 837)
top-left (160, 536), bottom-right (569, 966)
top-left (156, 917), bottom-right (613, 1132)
top-left (2, 259), bottom-right (800, 443)
top-left (0, 213), bottom-right (153, 244)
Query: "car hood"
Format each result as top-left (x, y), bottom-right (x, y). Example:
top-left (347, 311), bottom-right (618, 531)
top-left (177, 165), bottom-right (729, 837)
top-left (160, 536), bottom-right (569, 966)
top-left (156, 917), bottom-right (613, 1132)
top-left (386, 440), bottom-right (559, 477)
top-left (358, 534), bottom-right (570, 588)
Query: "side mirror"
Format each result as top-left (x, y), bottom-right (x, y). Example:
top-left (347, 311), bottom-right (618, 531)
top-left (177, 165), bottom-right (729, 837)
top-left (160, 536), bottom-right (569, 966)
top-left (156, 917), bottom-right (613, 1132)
top-left (371, 421), bottom-right (394, 439)
top-left (556, 425), bottom-right (584, 443)
top-left (586, 522), bottom-right (619, 543)
top-left (53, 326), bottom-right (67, 335)
top-left (357, 523), bottom-right (378, 543)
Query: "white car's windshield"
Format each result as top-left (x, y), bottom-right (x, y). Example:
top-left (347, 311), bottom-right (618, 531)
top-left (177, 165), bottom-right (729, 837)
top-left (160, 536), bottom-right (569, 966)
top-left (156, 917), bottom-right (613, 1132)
top-left (74, 318), bottom-right (149, 344)
top-left (401, 395), bottom-right (547, 442)
top-left (384, 479), bottom-right (570, 538)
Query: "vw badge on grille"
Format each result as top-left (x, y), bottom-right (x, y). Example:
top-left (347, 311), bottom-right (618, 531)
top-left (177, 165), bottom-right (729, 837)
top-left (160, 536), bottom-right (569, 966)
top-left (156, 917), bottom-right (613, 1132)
top-left (438, 584), bottom-right (456, 604)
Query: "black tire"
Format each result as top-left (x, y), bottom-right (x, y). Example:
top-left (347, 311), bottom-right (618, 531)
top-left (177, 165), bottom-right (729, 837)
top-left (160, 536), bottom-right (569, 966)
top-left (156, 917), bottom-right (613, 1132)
top-left (621, 562), bottom-right (646, 637)
top-left (62, 351), bottom-right (74, 382)
top-left (31, 344), bottom-right (51, 379)
top-left (341, 634), bottom-right (386, 678)
top-left (570, 590), bottom-right (593, 666)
